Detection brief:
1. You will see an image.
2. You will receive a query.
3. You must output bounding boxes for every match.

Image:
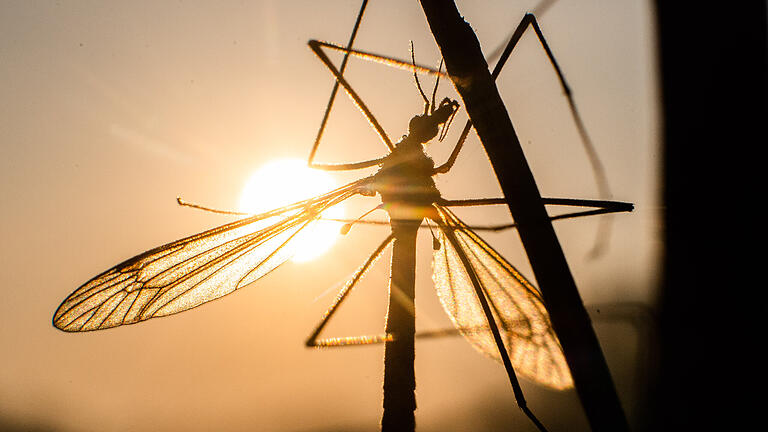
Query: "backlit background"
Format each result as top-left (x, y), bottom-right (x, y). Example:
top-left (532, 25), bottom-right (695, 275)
top-left (1, 1), bottom-right (659, 430)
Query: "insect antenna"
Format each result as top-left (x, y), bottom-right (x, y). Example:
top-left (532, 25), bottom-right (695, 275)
top-left (410, 41), bottom-right (430, 114)
top-left (430, 58), bottom-right (444, 114)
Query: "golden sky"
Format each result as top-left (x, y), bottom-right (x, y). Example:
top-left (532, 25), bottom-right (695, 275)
top-left (0, 0), bottom-right (659, 430)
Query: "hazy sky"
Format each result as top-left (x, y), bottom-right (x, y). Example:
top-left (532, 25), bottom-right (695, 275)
top-left (1, 1), bottom-right (659, 431)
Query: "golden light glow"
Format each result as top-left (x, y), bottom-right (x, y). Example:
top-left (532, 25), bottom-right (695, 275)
top-left (239, 158), bottom-right (345, 262)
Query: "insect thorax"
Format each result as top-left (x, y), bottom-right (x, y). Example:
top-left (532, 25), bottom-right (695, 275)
top-left (373, 137), bottom-right (440, 221)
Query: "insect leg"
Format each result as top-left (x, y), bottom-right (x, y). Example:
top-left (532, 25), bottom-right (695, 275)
top-left (307, 36), bottom-right (453, 170)
top-left (432, 120), bottom-right (472, 174)
top-left (307, 38), bottom-right (450, 166)
top-left (437, 12), bottom-right (607, 180)
top-left (435, 198), bottom-right (633, 232)
top-left (309, 157), bottom-right (386, 172)
top-left (439, 219), bottom-right (549, 432)
top-left (309, 40), bottom-right (394, 153)
top-left (323, 195), bottom-right (632, 233)
top-left (310, 40), bottom-right (445, 78)
top-left (493, 13), bottom-right (610, 194)
top-left (176, 176), bottom-right (373, 216)
top-left (439, 197), bottom-right (633, 212)
top-left (306, 3), bottom-right (394, 172)
top-left (176, 197), bottom-right (249, 216)
top-left (437, 198), bottom-right (507, 207)
top-left (305, 234), bottom-right (394, 347)
top-left (308, 0), bottom-right (369, 167)
top-left (496, 13), bottom-right (619, 256)
top-left (308, 39), bottom-right (456, 162)
top-left (457, 208), bottom-right (631, 233)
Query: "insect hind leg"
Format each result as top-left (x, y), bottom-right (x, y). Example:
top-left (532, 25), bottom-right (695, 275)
top-left (305, 234), bottom-right (394, 348)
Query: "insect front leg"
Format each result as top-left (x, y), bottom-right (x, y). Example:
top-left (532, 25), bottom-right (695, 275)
top-left (307, 0), bottom-right (374, 169)
top-left (307, 35), bottom-right (447, 170)
top-left (493, 13), bottom-right (611, 200)
top-left (309, 40), bottom-right (394, 154)
top-left (437, 13), bottom-right (605, 178)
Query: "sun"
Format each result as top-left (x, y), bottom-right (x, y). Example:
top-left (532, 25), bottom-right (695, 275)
top-left (239, 158), bottom-right (346, 262)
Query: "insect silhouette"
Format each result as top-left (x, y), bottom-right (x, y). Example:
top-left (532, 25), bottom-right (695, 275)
top-left (52, 1), bottom-right (632, 431)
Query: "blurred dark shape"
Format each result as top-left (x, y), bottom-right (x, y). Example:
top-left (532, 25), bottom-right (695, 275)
top-left (0, 416), bottom-right (57, 432)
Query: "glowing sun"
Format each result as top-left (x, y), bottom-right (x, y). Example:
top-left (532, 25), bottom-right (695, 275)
top-left (239, 158), bottom-right (345, 262)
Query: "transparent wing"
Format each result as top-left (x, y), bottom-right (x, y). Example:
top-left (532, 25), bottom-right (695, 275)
top-left (431, 205), bottom-right (573, 390)
top-left (53, 178), bottom-right (368, 332)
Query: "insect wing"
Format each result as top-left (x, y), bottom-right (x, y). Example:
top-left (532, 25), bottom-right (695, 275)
top-left (432, 207), bottom-right (573, 390)
top-left (53, 185), bottom-right (359, 332)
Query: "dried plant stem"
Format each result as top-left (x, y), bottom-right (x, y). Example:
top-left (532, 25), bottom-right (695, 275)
top-left (419, 1), bottom-right (629, 430)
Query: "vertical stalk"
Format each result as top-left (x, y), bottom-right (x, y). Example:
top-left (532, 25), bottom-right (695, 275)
top-left (381, 219), bottom-right (419, 432)
top-left (419, 1), bottom-right (628, 430)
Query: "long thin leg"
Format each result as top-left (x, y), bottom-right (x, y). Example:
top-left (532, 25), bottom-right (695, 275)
top-left (176, 176), bottom-right (373, 217)
top-left (307, 39), bottom-right (449, 170)
top-left (310, 157), bottom-right (386, 172)
top-left (437, 12), bottom-right (611, 205)
top-left (309, 40), bottom-right (396, 153)
top-left (177, 197), bottom-right (249, 216)
top-left (493, 13), bottom-right (610, 195)
top-left (324, 208), bottom-right (627, 234)
top-left (494, 13), bottom-right (616, 257)
top-left (439, 197), bottom-right (633, 212)
top-left (457, 208), bottom-right (633, 232)
top-left (439, 219), bottom-right (549, 432)
top-left (305, 234), bottom-right (394, 347)
top-left (496, 12), bottom-right (617, 257)
top-left (437, 197), bottom-right (632, 234)
top-left (306, 5), bottom-right (392, 173)
top-left (175, 195), bottom-right (632, 217)
top-left (433, 120), bottom-right (472, 174)
top-left (311, 40), bottom-right (446, 78)
top-left (308, 0), bottom-right (369, 167)
top-left (484, 0), bottom-right (559, 66)
top-left (321, 196), bottom-right (633, 232)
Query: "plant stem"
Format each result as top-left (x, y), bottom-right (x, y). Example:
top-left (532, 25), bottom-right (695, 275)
top-left (419, 1), bottom-right (629, 430)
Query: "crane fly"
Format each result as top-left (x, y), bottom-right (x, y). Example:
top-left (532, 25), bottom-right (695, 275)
top-left (53, 1), bottom-right (632, 430)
